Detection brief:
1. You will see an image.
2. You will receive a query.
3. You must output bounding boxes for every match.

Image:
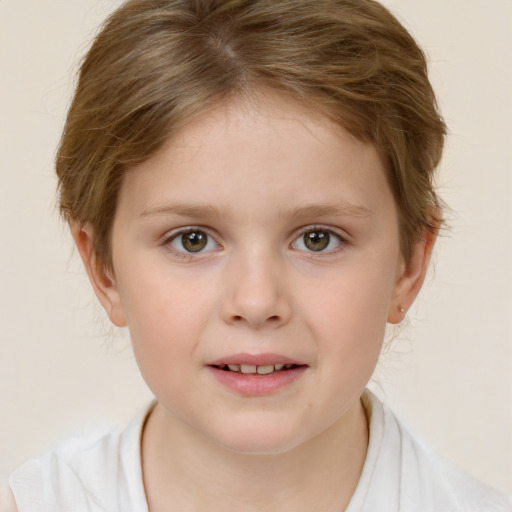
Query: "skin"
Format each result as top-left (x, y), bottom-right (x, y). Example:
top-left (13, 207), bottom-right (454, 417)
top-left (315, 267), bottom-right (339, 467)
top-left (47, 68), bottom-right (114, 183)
top-left (74, 95), bottom-right (435, 511)
top-left (0, 479), bottom-right (16, 512)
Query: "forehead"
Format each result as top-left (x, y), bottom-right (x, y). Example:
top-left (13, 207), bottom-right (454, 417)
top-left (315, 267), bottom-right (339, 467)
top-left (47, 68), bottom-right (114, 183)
top-left (168, 95), bottom-right (371, 167)
top-left (118, 95), bottom-right (396, 225)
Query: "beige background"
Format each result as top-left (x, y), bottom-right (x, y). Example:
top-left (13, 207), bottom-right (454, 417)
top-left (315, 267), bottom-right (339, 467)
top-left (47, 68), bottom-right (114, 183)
top-left (1, 0), bottom-right (511, 495)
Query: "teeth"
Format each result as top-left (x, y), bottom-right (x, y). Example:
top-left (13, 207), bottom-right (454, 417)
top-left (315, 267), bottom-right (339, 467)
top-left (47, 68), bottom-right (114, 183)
top-left (256, 364), bottom-right (274, 375)
top-left (221, 363), bottom-right (298, 374)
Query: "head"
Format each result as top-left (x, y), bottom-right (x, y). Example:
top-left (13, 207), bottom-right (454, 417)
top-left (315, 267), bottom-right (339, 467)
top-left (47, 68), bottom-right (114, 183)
top-left (57, 0), bottom-right (445, 271)
top-left (59, 0), bottom-right (446, 453)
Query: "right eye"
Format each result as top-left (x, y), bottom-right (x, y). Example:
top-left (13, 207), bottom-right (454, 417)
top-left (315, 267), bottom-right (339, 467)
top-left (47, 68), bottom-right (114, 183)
top-left (291, 227), bottom-right (345, 254)
top-left (167, 229), bottom-right (220, 254)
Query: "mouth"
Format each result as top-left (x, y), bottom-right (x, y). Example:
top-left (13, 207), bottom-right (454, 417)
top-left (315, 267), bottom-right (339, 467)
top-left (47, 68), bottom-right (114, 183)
top-left (206, 354), bottom-right (308, 396)
top-left (210, 363), bottom-right (305, 375)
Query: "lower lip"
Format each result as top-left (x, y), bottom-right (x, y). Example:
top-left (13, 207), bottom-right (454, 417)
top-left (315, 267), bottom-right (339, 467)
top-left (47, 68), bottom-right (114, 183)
top-left (207, 366), bottom-right (307, 396)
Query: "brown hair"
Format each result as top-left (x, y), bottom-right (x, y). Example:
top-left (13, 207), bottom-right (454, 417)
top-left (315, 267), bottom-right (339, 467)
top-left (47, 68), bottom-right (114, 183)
top-left (56, 0), bottom-right (446, 268)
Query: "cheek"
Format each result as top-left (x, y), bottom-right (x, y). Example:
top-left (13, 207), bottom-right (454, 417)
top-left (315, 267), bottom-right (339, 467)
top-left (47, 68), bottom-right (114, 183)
top-left (115, 265), bottom-right (217, 387)
top-left (118, 256), bottom-right (214, 331)
top-left (299, 259), bottom-right (396, 365)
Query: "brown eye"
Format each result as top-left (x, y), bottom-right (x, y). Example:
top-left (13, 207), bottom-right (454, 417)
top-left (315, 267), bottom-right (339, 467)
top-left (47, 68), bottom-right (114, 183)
top-left (303, 231), bottom-right (330, 251)
top-left (181, 231), bottom-right (207, 252)
top-left (291, 228), bottom-right (343, 253)
top-left (169, 229), bottom-right (217, 254)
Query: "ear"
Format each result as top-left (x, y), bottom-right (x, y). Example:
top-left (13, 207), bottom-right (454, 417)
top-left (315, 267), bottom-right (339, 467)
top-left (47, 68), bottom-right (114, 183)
top-left (71, 223), bottom-right (127, 327)
top-left (387, 226), bottom-right (438, 324)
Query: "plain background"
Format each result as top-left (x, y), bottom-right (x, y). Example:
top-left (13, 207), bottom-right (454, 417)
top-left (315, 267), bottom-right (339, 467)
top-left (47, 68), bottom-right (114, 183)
top-left (1, 0), bottom-right (511, 495)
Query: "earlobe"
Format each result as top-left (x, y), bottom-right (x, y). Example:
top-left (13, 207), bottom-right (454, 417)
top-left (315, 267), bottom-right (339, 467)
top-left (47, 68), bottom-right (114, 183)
top-left (70, 223), bottom-right (127, 327)
top-left (387, 227), bottom-right (438, 324)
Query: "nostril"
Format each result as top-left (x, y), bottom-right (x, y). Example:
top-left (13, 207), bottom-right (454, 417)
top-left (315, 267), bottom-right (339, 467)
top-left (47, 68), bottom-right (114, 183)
top-left (230, 314), bottom-right (281, 324)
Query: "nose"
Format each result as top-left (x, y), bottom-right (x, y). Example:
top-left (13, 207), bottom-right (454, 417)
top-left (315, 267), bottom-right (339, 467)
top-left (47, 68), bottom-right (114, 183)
top-left (220, 248), bottom-right (292, 329)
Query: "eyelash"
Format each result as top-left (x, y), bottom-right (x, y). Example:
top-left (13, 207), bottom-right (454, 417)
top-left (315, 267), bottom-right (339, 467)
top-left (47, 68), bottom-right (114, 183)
top-left (161, 227), bottom-right (221, 260)
top-left (162, 225), bottom-right (347, 259)
top-left (291, 226), bottom-right (346, 254)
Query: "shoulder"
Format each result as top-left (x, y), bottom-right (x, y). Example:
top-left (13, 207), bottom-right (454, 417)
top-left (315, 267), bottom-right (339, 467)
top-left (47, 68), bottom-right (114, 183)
top-left (381, 398), bottom-right (512, 512)
top-left (7, 401), bottom-right (154, 512)
top-left (357, 391), bottom-right (512, 512)
top-left (0, 477), bottom-right (17, 512)
top-left (424, 448), bottom-right (512, 512)
top-left (8, 426), bottom-right (122, 512)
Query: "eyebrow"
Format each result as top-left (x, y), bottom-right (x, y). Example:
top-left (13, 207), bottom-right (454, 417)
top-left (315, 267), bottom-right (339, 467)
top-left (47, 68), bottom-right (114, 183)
top-left (140, 203), bottom-right (226, 219)
top-left (140, 201), bottom-right (372, 220)
top-left (284, 203), bottom-right (372, 220)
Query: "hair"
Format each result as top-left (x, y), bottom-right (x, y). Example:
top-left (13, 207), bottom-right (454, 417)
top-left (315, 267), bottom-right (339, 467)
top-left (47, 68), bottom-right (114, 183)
top-left (56, 0), bottom-right (446, 269)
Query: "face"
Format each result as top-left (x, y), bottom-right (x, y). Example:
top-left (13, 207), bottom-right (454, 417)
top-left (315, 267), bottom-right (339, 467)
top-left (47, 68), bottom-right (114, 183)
top-left (83, 96), bottom-right (426, 455)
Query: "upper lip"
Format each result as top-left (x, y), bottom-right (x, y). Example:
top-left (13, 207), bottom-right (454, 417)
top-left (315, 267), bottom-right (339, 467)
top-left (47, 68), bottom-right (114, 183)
top-left (207, 353), bottom-right (307, 366)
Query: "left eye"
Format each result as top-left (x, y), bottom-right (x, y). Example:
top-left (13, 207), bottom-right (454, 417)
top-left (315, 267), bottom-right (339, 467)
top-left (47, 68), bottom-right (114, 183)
top-left (168, 229), bottom-right (219, 254)
top-left (291, 229), bottom-right (343, 253)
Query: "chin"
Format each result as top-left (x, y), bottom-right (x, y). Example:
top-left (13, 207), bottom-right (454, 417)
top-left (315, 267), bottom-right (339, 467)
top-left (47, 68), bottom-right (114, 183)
top-left (208, 421), bottom-right (307, 456)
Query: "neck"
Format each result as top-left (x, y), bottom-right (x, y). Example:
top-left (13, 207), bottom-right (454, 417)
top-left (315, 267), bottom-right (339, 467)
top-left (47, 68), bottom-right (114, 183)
top-left (141, 399), bottom-right (368, 512)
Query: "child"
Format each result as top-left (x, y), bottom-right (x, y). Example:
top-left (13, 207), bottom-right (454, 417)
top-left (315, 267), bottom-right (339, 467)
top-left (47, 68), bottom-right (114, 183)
top-left (3, 0), bottom-right (511, 510)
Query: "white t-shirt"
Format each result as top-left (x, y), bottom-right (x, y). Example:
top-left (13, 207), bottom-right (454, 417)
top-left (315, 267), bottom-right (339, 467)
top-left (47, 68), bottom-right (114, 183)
top-left (6, 391), bottom-right (512, 511)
